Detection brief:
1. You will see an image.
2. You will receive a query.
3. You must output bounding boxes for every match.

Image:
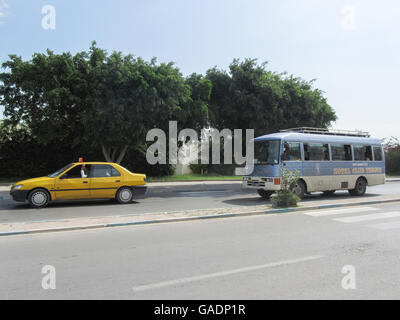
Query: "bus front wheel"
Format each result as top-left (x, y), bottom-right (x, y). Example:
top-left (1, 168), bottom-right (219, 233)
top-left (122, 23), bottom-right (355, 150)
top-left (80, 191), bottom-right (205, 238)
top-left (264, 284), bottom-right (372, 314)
top-left (292, 180), bottom-right (306, 199)
top-left (349, 178), bottom-right (367, 196)
top-left (257, 189), bottom-right (274, 199)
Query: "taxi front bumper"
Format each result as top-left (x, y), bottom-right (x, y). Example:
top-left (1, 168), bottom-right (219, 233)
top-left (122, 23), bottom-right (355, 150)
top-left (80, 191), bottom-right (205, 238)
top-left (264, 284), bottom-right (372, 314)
top-left (10, 190), bottom-right (30, 202)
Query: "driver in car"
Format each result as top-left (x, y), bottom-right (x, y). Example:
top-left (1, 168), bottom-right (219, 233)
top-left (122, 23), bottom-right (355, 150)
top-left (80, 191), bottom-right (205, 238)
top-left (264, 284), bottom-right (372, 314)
top-left (81, 164), bottom-right (88, 178)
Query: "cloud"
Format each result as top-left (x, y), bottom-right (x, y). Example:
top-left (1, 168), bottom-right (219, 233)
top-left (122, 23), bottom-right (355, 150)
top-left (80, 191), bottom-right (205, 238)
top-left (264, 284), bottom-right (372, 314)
top-left (0, 0), bottom-right (9, 23)
top-left (341, 5), bottom-right (357, 30)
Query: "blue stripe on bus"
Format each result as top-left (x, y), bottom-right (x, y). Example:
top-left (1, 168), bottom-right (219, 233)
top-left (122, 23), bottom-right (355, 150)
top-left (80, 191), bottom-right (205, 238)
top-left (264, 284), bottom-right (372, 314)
top-left (251, 162), bottom-right (385, 177)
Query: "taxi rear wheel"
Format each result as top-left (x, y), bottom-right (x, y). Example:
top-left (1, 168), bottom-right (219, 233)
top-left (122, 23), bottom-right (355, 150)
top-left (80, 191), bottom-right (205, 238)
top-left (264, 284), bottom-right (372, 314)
top-left (28, 189), bottom-right (50, 209)
top-left (116, 187), bottom-right (134, 204)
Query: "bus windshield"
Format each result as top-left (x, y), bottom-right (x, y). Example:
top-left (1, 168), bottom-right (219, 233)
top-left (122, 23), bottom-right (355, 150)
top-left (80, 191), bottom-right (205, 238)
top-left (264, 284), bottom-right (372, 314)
top-left (254, 140), bottom-right (280, 165)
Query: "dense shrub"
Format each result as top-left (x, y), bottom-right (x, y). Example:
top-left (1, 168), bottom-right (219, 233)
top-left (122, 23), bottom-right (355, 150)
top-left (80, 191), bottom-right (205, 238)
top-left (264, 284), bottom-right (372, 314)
top-left (270, 167), bottom-right (301, 208)
top-left (189, 163), bottom-right (236, 176)
top-left (270, 191), bottom-right (300, 208)
top-left (0, 133), bottom-right (173, 179)
top-left (386, 149), bottom-right (400, 175)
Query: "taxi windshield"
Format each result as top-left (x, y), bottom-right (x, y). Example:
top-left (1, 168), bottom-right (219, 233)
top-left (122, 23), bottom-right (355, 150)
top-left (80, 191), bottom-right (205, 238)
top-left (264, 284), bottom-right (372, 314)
top-left (47, 163), bottom-right (74, 178)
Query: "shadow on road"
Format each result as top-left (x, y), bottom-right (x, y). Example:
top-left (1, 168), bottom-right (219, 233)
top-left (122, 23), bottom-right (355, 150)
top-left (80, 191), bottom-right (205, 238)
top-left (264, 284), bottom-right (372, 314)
top-left (0, 198), bottom-right (146, 211)
top-left (222, 191), bottom-right (383, 206)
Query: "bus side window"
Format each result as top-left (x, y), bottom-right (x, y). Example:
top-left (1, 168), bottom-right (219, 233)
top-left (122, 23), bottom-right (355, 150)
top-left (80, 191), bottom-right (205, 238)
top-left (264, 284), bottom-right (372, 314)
top-left (344, 145), bottom-right (352, 161)
top-left (365, 146), bottom-right (372, 161)
top-left (353, 145), bottom-right (365, 161)
top-left (373, 146), bottom-right (383, 161)
top-left (323, 144), bottom-right (330, 161)
top-left (304, 143), bottom-right (309, 161)
top-left (283, 142), bottom-right (301, 161)
top-left (304, 143), bottom-right (327, 161)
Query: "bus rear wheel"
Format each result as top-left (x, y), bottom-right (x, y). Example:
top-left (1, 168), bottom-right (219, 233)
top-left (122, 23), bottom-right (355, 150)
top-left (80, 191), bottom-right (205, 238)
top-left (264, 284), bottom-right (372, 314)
top-left (257, 189), bottom-right (273, 199)
top-left (349, 178), bottom-right (367, 196)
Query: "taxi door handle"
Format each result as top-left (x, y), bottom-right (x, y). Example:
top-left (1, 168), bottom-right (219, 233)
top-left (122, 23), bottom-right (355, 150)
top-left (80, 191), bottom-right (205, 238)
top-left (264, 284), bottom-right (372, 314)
top-left (83, 181), bottom-right (89, 184)
top-left (115, 180), bottom-right (120, 182)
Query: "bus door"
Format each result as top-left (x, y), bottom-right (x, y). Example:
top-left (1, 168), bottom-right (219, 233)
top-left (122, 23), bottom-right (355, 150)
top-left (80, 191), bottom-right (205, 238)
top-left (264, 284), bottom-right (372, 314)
top-left (281, 141), bottom-right (303, 176)
top-left (330, 144), bottom-right (353, 190)
top-left (303, 143), bottom-right (331, 191)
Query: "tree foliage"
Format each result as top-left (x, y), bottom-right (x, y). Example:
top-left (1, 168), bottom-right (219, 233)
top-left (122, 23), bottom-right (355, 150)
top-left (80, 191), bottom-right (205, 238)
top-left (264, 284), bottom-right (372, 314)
top-left (383, 137), bottom-right (400, 175)
top-left (206, 59), bottom-right (337, 136)
top-left (0, 46), bottom-right (338, 178)
top-left (0, 43), bottom-right (209, 164)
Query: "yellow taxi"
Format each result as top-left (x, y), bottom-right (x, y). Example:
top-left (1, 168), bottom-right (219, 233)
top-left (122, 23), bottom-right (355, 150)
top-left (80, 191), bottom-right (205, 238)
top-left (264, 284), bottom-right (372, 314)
top-left (10, 162), bottom-right (147, 208)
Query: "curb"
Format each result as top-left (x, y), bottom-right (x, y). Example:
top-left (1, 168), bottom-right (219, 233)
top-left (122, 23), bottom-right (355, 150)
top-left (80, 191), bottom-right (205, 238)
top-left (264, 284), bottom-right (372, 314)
top-left (1, 197), bottom-right (400, 237)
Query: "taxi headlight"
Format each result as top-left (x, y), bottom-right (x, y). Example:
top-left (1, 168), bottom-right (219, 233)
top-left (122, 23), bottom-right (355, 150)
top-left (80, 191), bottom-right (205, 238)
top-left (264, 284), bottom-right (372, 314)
top-left (13, 184), bottom-right (23, 190)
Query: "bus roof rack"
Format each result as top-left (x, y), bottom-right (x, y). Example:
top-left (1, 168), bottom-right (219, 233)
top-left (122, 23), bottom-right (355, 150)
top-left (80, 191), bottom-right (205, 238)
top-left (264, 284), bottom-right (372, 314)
top-left (280, 127), bottom-right (370, 138)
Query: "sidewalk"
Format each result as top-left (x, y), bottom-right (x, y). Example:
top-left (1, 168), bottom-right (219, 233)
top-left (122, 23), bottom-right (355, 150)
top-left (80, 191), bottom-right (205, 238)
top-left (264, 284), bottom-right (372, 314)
top-left (1, 194), bottom-right (400, 237)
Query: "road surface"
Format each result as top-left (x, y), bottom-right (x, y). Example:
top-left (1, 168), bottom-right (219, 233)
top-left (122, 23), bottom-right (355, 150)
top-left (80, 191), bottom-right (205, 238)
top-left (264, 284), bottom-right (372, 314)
top-left (1, 201), bottom-right (400, 299)
top-left (1, 182), bottom-right (400, 223)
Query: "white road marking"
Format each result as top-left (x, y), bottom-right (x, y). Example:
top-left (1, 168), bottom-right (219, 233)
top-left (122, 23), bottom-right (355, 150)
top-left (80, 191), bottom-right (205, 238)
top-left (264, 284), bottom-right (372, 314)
top-left (369, 221), bottom-right (400, 230)
top-left (333, 211), bottom-right (400, 223)
top-left (132, 255), bottom-right (324, 292)
top-left (304, 206), bottom-right (378, 217)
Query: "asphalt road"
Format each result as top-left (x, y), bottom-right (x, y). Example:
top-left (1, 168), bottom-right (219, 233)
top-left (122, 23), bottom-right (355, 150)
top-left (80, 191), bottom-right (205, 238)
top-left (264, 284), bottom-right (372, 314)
top-left (1, 182), bottom-right (400, 223)
top-left (2, 201), bottom-right (400, 299)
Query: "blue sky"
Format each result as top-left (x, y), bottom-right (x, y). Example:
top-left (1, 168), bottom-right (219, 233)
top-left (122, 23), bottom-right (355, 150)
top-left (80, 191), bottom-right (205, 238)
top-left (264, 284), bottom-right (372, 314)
top-left (1, 0), bottom-right (399, 139)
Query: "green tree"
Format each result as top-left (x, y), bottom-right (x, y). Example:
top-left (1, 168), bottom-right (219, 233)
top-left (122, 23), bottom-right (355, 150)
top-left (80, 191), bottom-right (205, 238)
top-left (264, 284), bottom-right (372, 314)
top-left (0, 43), bottom-right (209, 164)
top-left (206, 58), bottom-right (337, 135)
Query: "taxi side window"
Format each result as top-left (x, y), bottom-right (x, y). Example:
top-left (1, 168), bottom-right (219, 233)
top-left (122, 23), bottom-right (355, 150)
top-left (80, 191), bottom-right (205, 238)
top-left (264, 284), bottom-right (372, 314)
top-left (61, 165), bottom-right (89, 179)
top-left (91, 165), bottom-right (121, 178)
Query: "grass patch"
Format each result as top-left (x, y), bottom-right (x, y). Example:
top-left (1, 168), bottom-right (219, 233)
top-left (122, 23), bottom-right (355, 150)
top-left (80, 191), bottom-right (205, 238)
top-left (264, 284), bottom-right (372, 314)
top-left (148, 174), bottom-right (242, 182)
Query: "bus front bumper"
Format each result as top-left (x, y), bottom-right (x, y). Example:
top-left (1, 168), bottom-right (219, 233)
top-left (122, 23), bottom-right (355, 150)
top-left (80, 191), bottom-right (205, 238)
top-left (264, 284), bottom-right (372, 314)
top-left (242, 177), bottom-right (281, 190)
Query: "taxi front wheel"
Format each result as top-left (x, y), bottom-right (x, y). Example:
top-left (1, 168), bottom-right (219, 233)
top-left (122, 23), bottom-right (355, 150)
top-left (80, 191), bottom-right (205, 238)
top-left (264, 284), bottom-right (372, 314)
top-left (116, 187), bottom-right (134, 204)
top-left (28, 189), bottom-right (50, 209)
